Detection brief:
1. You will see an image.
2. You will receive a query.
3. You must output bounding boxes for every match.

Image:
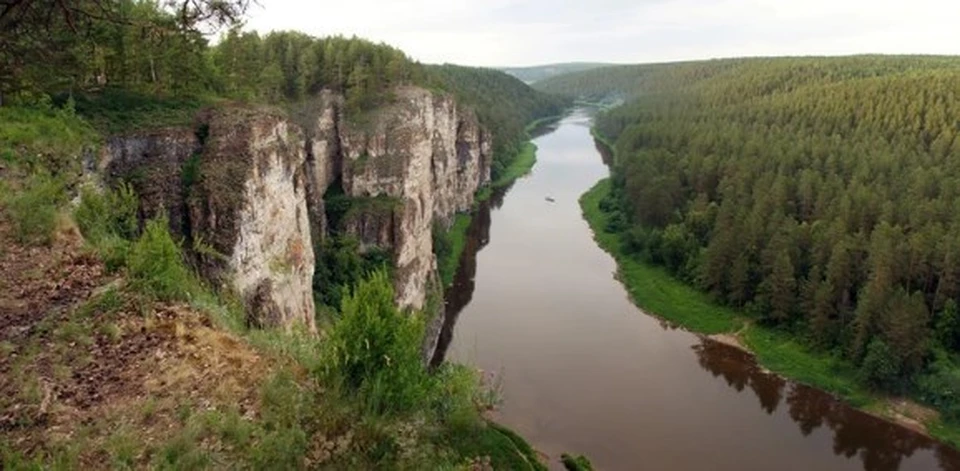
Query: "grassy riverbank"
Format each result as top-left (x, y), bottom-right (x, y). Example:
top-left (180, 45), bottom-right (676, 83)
top-left (580, 177), bottom-right (960, 446)
top-left (437, 213), bottom-right (473, 287)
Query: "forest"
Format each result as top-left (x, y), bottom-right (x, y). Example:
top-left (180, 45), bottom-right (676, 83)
top-left (549, 56), bottom-right (960, 418)
top-left (1, 0), bottom-right (563, 161)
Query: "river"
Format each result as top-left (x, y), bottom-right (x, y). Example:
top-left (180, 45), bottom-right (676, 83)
top-left (430, 109), bottom-right (960, 470)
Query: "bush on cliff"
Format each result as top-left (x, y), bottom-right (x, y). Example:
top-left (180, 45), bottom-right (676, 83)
top-left (321, 270), bottom-right (431, 415)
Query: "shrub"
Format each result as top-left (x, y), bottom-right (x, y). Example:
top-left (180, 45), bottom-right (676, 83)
top-left (74, 183), bottom-right (140, 271)
top-left (2, 171), bottom-right (65, 245)
top-left (75, 183), bottom-right (139, 243)
top-left (915, 350), bottom-right (960, 422)
top-left (561, 453), bottom-right (594, 471)
top-left (860, 339), bottom-right (902, 390)
top-left (321, 271), bottom-right (431, 415)
top-left (127, 217), bottom-right (195, 301)
top-left (314, 235), bottom-right (391, 309)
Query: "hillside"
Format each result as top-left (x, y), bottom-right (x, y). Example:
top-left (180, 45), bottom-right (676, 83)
top-left (0, 2), bottom-right (558, 468)
top-left (499, 62), bottom-right (611, 84)
top-left (580, 55), bottom-right (960, 428)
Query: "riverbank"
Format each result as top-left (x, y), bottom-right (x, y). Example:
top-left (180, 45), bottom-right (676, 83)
top-left (579, 176), bottom-right (960, 448)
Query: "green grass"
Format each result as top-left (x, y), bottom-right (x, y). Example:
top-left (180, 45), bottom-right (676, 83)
top-left (1, 172), bottom-right (66, 246)
top-left (437, 214), bottom-right (472, 287)
top-left (69, 88), bottom-right (215, 133)
top-left (581, 180), bottom-right (873, 393)
top-left (476, 142), bottom-right (538, 203)
top-left (579, 179), bottom-right (737, 334)
top-left (445, 420), bottom-right (547, 471)
top-left (742, 326), bottom-right (871, 406)
top-left (0, 104), bottom-right (98, 171)
top-left (589, 127), bottom-right (615, 151)
top-left (491, 142), bottom-right (538, 190)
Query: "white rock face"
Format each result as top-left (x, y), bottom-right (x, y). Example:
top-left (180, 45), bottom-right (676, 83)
top-left (327, 86), bottom-right (490, 309)
top-left (104, 85), bottom-right (489, 329)
top-left (229, 119), bottom-right (316, 331)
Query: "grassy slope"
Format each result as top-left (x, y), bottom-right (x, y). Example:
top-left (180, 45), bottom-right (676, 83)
top-left (580, 177), bottom-right (960, 445)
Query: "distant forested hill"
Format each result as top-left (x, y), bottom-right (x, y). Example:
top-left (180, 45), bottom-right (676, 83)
top-left (427, 64), bottom-right (570, 180)
top-left (581, 56), bottom-right (960, 411)
top-left (499, 62), bottom-right (611, 84)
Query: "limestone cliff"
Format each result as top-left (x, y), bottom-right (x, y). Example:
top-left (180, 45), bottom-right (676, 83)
top-left (101, 85), bottom-right (490, 329)
top-left (309, 86), bottom-right (491, 309)
top-left (190, 108), bottom-right (315, 331)
top-left (101, 108), bottom-right (316, 332)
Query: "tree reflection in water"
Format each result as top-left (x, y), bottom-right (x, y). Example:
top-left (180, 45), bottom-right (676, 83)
top-left (694, 339), bottom-right (960, 471)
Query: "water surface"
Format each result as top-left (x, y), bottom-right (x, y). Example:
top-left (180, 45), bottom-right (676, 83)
top-left (433, 109), bottom-right (960, 471)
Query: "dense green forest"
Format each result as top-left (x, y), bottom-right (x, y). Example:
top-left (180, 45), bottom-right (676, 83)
top-left (567, 56), bottom-right (960, 417)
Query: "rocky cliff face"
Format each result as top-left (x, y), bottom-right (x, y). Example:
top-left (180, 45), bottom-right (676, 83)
top-left (350, 88), bottom-right (490, 307)
top-left (101, 86), bottom-right (489, 329)
top-left (102, 108), bottom-right (317, 332)
top-left (192, 109), bottom-right (315, 331)
top-left (308, 86), bottom-right (490, 309)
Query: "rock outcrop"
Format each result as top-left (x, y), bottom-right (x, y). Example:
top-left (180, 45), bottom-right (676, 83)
top-left (191, 108), bottom-right (315, 331)
top-left (101, 85), bottom-right (490, 330)
top-left (101, 108), bottom-right (316, 332)
top-left (310, 86), bottom-right (491, 309)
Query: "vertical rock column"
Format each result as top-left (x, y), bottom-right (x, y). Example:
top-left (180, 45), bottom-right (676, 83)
top-left (190, 108), bottom-right (316, 331)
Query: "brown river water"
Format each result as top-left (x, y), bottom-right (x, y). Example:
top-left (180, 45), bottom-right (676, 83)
top-left (430, 109), bottom-right (960, 471)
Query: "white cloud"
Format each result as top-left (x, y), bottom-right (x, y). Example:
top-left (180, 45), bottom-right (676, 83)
top-left (243, 0), bottom-right (960, 66)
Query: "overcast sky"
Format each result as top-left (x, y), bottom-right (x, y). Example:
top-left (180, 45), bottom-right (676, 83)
top-left (243, 0), bottom-right (960, 67)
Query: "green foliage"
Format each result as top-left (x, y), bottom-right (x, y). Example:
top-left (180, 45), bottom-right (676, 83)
top-left (916, 350), bottom-right (960, 422)
top-left (75, 183), bottom-right (139, 242)
top-left (490, 142), bottom-right (538, 190)
top-left (1, 171), bottom-right (65, 245)
top-left (68, 89), bottom-right (213, 133)
top-left (580, 179), bottom-right (739, 334)
top-left (579, 56), bottom-right (960, 408)
top-left (212, 30), bottom-right (425, 113)
top-left (251, 372), bottom-right (312, 469)
top-left (561, 453), bottom-right (594, 471)
top-left (126, 217), bottom-right (195, 302)
top-left (434, 214), bottom-right (471, 287)
top-left (75, 183), bottom-right (140, 271)
top-left (2, 0), bottom-right (238, 102)
top-left (860, 339), bottom-right (903, 390)
top-left (442, 420), bottom-right (547, 471)
top-left (583, 178), bottom-right (875, 409)
top-left (0, 105), bottom-right (97, 173)
top-left (314, 235), bottom-right (391, 309)
top-left (321, 271), bottom-right (430, 416)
